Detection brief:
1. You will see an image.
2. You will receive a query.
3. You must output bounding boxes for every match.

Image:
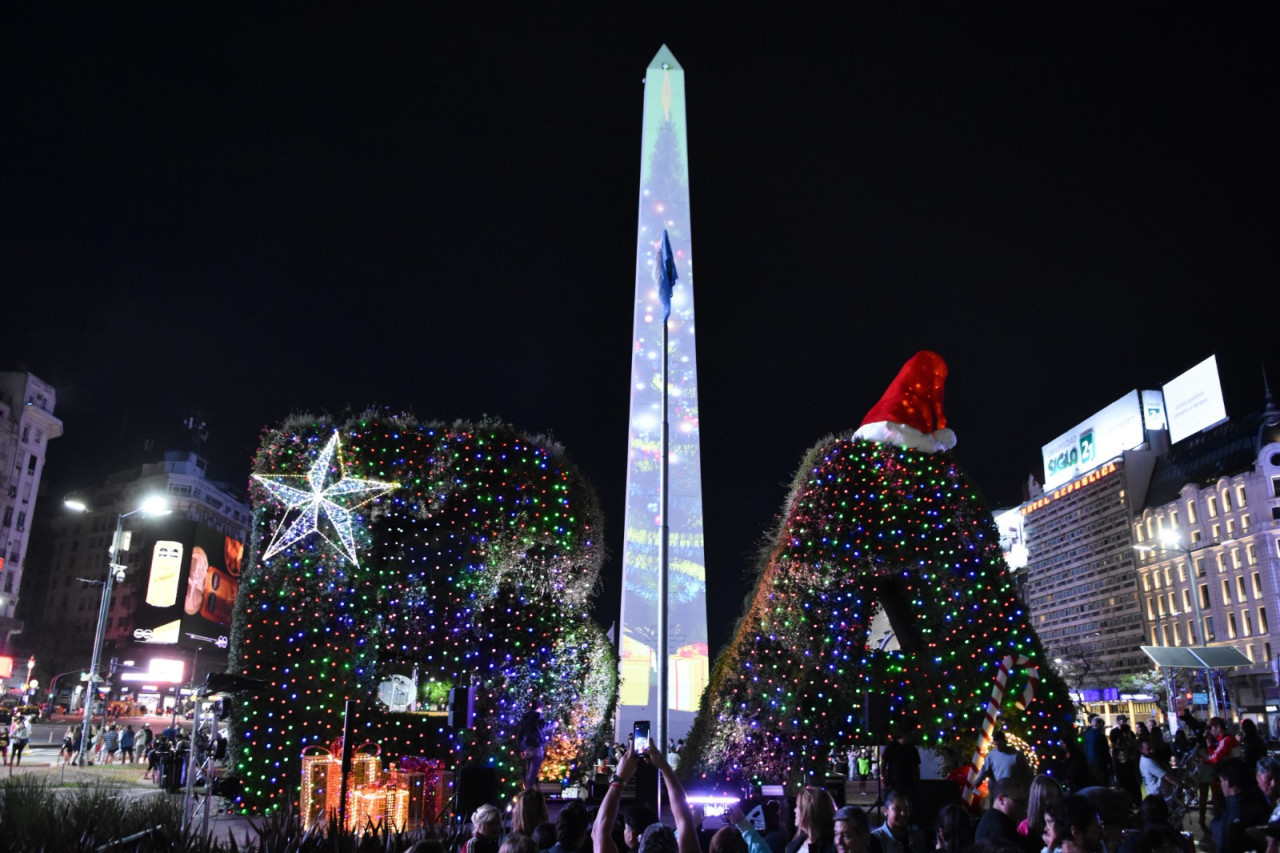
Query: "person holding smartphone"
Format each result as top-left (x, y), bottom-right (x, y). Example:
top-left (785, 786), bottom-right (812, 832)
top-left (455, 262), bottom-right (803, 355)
top-left (593, 745), bottom-right (699, 853)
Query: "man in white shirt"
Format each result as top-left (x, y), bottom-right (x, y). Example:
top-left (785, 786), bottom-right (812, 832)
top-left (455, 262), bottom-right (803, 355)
top-left (1138, 738), bottom-right (1177, 802)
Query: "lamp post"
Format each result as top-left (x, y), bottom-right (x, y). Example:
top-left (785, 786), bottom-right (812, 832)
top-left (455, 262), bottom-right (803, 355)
top-left (25, 656), bottom-right (34, 704)
top-left (1135, 532), bottom-right (1219, 726)
top-left (64, 495), bottom-right (169, 765)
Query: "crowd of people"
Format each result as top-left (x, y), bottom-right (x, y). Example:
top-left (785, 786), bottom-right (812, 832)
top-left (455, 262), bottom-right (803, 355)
top-left (406, 711), bottom-right (1280, 853)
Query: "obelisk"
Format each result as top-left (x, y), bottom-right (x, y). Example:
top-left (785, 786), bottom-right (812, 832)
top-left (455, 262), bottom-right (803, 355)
top-left (615, 45), bottom-right (709, 745)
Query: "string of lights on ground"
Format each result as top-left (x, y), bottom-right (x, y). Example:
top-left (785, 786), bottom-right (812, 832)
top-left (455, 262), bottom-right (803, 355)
top-left (229, 412), bottom-right (615, 813)
top-left (682, 435), bottom-right (1076, 786)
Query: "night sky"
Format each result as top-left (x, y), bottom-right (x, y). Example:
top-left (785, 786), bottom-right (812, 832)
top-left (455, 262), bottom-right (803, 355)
top-left (4, 6), bottom-right (1276, 655)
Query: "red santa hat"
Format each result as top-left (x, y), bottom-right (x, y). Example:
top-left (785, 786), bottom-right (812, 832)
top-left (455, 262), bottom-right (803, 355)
top-left (852, 350), bottom-right (957, 453)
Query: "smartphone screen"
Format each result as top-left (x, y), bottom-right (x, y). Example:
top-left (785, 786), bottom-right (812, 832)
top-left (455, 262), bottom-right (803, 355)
top-left (633, 720), bottom-right (651, 754)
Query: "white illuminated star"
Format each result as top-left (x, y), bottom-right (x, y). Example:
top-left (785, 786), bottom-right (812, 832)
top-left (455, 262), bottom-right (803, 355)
top-left (253, 431), bottom-right (398, 566)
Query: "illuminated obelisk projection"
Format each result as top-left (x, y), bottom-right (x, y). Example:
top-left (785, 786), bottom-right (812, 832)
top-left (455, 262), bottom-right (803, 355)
top-left (616, 45), bottom-right (709, 744)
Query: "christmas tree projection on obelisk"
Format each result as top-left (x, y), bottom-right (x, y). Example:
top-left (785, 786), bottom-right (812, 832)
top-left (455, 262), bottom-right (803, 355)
top-left (616, 45), bottom-right (709, 743)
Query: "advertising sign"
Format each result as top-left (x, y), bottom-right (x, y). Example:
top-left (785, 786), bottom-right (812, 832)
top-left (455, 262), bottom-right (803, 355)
top-left (994, 507), bottom-right (1027, 570)
top-left (1041, 390), bottom-right (1145, 490)
top-left (1140, 390), bottom-right (1167, 432)
top-left (133, 520), bottom-right (242, 652)
top-left (1163, 355), bottom-right (1228, 444)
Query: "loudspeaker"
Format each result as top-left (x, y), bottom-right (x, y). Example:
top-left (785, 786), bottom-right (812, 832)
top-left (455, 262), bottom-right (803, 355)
top-left (448, 686), bottom-right (475, 729)
top-left (865, 692), bottom-right (891, 736)
top-left (457, 766), bottom-right (497, 817)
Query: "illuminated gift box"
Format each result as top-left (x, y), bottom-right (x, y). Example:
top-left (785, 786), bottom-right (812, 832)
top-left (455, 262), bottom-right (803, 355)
top-left (348, 787), bottom-right (396, 832)
top-left (619, 634), bottom-right (653, 705)
top-left (389, 768), bottom-right (427, 827)
top-left (300, 747), bottom-right (341, 831)
top-left (395, 756), bottom-right (449, 826)
top-left (349, 743), bottom-right (382, 790)
top-left (669, 642), bottom-right (708, 711)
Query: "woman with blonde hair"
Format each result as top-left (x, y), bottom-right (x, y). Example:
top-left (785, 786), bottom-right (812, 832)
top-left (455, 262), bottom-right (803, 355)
top-left (786, 787), bottom-right (836, 853)
top-left (466, 804), bottom-right (503, 853)
top-left (510, 789), bottom-right (549, 837)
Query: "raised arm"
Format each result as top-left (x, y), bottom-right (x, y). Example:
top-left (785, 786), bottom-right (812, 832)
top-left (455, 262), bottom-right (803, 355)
top-left (724, 803), bottom-right (771, 853)
top-left (647, 748), bottom-right (698, 853)
top-left (593, 747), bottom-right (639, 853)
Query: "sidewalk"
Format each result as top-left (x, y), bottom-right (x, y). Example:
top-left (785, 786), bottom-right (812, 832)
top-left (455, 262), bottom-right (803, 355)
top-left (0, 754), bottom-right (262, 846)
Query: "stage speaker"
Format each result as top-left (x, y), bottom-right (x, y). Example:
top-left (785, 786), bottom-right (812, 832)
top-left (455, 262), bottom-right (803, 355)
top-left (821, 777), bottom-right (847, 807)
top-left (458, 766), bottom-right (497, 816)
top-left (448, 686), bottom-right (475, 729)
top-left (865, 692), bottom-right (891, 736)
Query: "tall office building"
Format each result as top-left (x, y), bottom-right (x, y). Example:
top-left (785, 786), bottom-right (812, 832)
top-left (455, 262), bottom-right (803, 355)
top-left (42, 451), bottom-right (249, 705)
top-left (0, 371), bottom-right (63, 646)
top-left (616, 46), bottom-right (709, 741)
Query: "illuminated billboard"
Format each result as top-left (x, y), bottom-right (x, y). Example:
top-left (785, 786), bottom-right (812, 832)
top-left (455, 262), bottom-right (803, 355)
top-left (133, 520), bottom-right (242, 652)
top-left (1041, 390), bottom-right (1145, 489)
top-left (1163, 355), bottom-right (1228, 444)
top-left (993, 507), bottom-right (1027, 570)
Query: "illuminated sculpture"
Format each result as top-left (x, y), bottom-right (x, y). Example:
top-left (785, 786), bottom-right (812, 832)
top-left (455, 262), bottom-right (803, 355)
top-left (617, 44), bottom-right (710, 743)
top-left (230, 412), bottom-right (615, 814)
top-left (683, 352), bottom-right (1075, 785)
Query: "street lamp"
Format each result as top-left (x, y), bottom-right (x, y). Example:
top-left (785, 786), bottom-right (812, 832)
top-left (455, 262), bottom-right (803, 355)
top-left (1135, 531), bottom-right (1219, 725)
top-left (64, 495), bottom-right (169, 765)
top-left (24, 656), bottom-right (34, 704)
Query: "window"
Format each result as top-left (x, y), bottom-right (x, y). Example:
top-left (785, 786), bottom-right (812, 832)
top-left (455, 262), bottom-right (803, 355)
top-left (1232, 549), bottom-right (1242, 569)
top-left (1223, 579), bottom-right (1232, 604)
top-left (1164, 567), bottom-right (1172, 586)
top-left (1, 508), bottom-right (9, 528)
top-left (1227, 518), bottom-right (1236, 536)
top-left (1169, 591), bottom-right (1178, 614)
top-left (1172, 622), bottom-right (1182, 645)
top-left (1228, 612), bottom-right (1238, 639)
top-left (1147, 598), bottom-right (1156, 619)
top-left (1253, 572), bottom-right (1264, 599)
top-left (1184, 589), bottom-right (1193, 613)
top-left (1153, 572), bottom-right (1162, 590)
top-left (1238, 486), bottom-right (1248, 508)
top-left (1196, 557), bottom-right (1206, 577)
top-left (1243, 609), bottom-right (1253, 637)
top-left (1188, 619), bottom-right (1198, 644)
top-left (1178, 562), bottom-right (1187, 582)
top-left (14, 512), bottom-right (24, 532)
top-left (1172, 509), bottom-right (1180, 528)
top-left (1247, 644), bottom-right (1256, 662)
top-left (1142, 574), bottom-right (1151, 592)
top-left (1213, 524), bottom-right (1222, 542)
top-left (25, 455), bottom-right (36, 474)
top-left (1200, 584), bottom-right (1211, 609)
top-left (1188, 500), bottom-right (1199, 523)
top-left (1238, 576), bottom-right (1248, 602)
top-left (1260, 607), bottom-right (1269, 634)
top-left (1152, 628), bottom-right (1160, 645)
top-left (1242, 514), bottom-right (1251, 531)
top-left (1192, 529), bottom-right (1203, 544)
top-left (1205, 616), bottom-right (1216, 641)
top-left (1209, 496), bottom-right (1219, 518)
top-left (1157, 596), bottom-right (1166, 616)
top-left (1222, 490), bottom-right (1232, 512)
top-left (1162, 624), bottom-right (1171, 645)
top-left (1248, 544), bottom-right (1258, 565)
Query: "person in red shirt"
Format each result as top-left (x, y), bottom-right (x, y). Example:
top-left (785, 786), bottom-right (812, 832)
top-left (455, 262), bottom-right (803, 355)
top-left (1202, 717), bottom-right (1240, 824)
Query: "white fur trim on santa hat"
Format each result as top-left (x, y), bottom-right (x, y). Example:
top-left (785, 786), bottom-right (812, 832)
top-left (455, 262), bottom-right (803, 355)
top-left (853, 421), bottom-right (957, 453)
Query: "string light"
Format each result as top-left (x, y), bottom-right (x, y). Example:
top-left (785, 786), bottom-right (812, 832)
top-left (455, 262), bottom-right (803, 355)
top-left (683, 436), bottom-right (1075, 785)
top-left (231, 413), bottom-right (616, 814)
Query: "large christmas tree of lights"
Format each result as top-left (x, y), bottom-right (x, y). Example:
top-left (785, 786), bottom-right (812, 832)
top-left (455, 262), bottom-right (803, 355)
top-left (683, 353), bottom-right (1075, 786)
top-left (229, 412), bottom-right (616, 813)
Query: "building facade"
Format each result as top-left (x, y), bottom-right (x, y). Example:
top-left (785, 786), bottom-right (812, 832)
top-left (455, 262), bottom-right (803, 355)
top-left (1132, 405), bottom-right (1280, 732)
top-left (0, 371), bottom-right (63, 646)
top-left (1022, 455), bottom-right (1156, 682)
top-left (43, 451), bottom-right (249, 708)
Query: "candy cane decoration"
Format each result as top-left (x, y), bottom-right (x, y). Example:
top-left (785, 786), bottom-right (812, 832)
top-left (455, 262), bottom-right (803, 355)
top-left (961, 654), bottom-right (1040, 806)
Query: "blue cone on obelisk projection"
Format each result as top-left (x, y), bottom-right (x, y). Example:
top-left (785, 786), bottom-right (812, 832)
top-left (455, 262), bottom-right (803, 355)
top-left (615, 46), bottom-right (710, 743)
